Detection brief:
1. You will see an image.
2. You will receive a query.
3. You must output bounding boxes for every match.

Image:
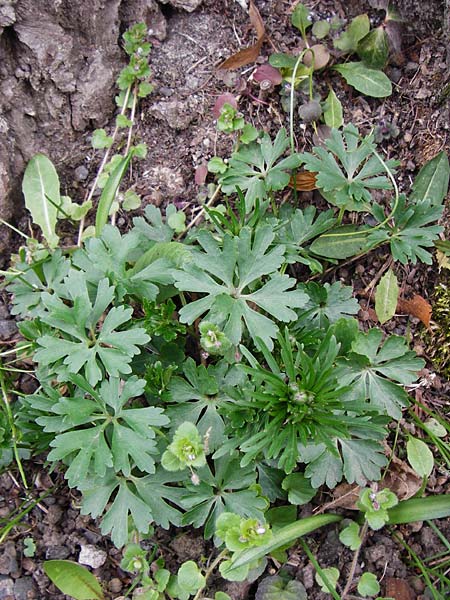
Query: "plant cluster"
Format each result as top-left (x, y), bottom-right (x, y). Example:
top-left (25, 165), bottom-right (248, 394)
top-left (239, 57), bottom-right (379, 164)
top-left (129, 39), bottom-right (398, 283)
top-left (2, 14), bottom-right (450, 600)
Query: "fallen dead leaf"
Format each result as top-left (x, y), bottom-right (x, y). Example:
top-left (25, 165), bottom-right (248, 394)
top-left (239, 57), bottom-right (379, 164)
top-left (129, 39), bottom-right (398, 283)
top-left (289, 171), bottom-right (317, 191)
top-left (219, 0), bottom-right (265, 70)
top-left (397, 294), bottom-right (432, 329)
top-left (385, 577), bottom-right (414, 600)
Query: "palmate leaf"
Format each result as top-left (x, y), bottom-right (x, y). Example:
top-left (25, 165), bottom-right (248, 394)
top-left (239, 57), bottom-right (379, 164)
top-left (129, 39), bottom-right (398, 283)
top-left (173, 226), bottom-right (308, 349)
top-left (276, 205), bottom-right (336, 272)
top-left (301, 436), bottom-right (388, 488)
top-left (7, 250), bottom-right (70, 318)
top-left (166, 358), bottom-right (245, 451)
top-left (294, 282), bottom-right (359, 329)
top-left (301, 124), bottom-right (398, 210)
top-left (73, 225), bottom-right (174, 301)
top-left (336, 329), bottom-right (424, 418)
top-left (218, 128), bottom-right (303, 212)
top-left (40, 376), bottom-right (168, 487)
top-left (34, 271), bottom-right (150, 385)
top-left (80, 472), bottom-right (154, 548)
top-left (180, 454), bottom-right (268, 540)
top-left (368, 197), bottom-right (443, 264)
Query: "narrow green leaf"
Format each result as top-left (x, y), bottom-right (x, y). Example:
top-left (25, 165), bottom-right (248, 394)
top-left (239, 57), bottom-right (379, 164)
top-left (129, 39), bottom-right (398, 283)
top-left (44, 560), bottom-right (104, 599)
top-left (323, 88), bottom-right (343, 128)
top-left (375, 268), bottom-right (399, 324)
top-left (310, 225), bottom-right (369, 259)
top-left (95, 152), bottom-right (133, 236)
top-left (406, 437), bottom-right (434, 478)
top-left (334, 62), bottom-right (392, 98)
top-left (22, 154), bottom-right (60, 247)
top-left (227, 514), bottom-right (341, 572)
top-left (291, 3), bottom-right (312, 36)
top-left (387, 495), bottom-right (450, 524)
top-left (410, 151), bottom-right (450, 205)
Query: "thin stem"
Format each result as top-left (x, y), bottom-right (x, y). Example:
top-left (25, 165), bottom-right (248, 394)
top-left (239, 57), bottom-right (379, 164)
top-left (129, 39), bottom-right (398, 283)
top-left (179, 184), bottom-right (222, 237)
top-left (77, 84), bottom-right (132, 245)
top-left (0, 363), bottom-right (28, 489)
top-left (299, 538), bottom-right (342, 600)
top-left (341, 521), bottom-right (369, 599)
top-left (192, 550), bottom-right (228, 600)
top-left (0, 218), bottom-right (31, 240)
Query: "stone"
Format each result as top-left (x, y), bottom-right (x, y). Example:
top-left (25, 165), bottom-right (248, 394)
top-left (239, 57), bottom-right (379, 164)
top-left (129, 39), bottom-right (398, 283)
top-left (0, 320), bottom-right (16, 340)
top-left (0, 576), bottom-right (14, 600)
top-left (159, 0), bottom-right (203, 12)
top-left (0, 543), bottom-right (18, 576)
top-left (78, 544), bottom-right (107, 569)
top-left (13, 577), bottom-right (37, 600)
top-left (74, 165), bottom-right (89, 182)
top-left (148, 98), bottom-right (197, 130)
top-left (45, 545), bottom-right (70, 560)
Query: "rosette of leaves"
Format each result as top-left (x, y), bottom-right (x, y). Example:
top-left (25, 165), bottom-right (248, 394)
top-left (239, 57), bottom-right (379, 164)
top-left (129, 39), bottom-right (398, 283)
top-left (218, 128), bottom-right (303, 212)
top-left (33, 270), bottom-right (150, 385)
top-left (301, 124), bottom-right (398, 211)
top-left (172, 225), bottom-right (308, 350)
top-left (161, 422), bottom-right (207, 471)
top-left (228, 327), bottom-right (388, 475)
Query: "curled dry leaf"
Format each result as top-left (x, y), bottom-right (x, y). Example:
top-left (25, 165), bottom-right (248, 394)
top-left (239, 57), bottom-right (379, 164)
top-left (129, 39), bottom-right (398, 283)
top-left (397, 294), bottom-right (432, 329)
top-left (303, 44), bottom-right (330, 70)
top-left (289, 171), bottom-right (318, 191)
top-left (213, 92), bottom-right (238, 118)
top-left (219, 0), bottom-right (265, 70)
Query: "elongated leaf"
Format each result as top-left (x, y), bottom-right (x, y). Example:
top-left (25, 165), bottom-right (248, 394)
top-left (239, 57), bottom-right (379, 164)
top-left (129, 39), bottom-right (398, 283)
top-left (310, 225), bottom-right (369, 259)
top-left (44, 560), bottom-right (104, 599)
top-left (334, 62), bottom-right (392, 98)
top-left (406, 437), bottom-right (434, 478)
top-left (95, 152), bottom-right (132, 236)
top-left (410, 151), bottom-right (450, 205)
top-left (323, 88), bottom-right (343, 128)
top-left (22, 154), bottom-right (60, 247)
top-left (387, 495), bottom-right (450, 524)
top-left (357, 27), bottom-right (389, 69)
top-left (375, 268), bottom-right (399, 324)
top-left (227, 514), bottom-right (341, 572)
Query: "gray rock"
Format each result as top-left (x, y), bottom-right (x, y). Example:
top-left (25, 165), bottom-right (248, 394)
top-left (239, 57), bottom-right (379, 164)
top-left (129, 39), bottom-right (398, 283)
top-left (0, 576), bottom-right (14, 600)
top-left (13, 577), bottom-right (37, 600)
top-left (0, 320), bottom-right (17, 341)
top-left (159, 0), bottom-right (203, 12)
top-left (74, 165), bottom-right (89, 182)
top-left (45, 545), bottom-right (70, 560)
top-left (0, 543), bottom-right (18, 577)
top-left (148, 98), bottom-right (197, 130)
top-left (78, 544), bottom-right (107, 569)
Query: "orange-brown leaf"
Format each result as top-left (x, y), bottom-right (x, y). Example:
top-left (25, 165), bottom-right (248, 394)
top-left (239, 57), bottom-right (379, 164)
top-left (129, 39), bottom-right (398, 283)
top-left (219, 1), bottom-right (265, 70)
top-left (397, 294), bottom-right (432, 329)
top-left (385, 578), bottom-right (414, 600)
top-left (289, 171), bottom-right (317, 191)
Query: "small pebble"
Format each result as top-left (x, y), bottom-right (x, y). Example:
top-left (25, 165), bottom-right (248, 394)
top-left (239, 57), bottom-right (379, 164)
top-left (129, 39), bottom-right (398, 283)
top-left (74, 165), bottom-right (89, 182)
top-left (109, 578), bottom-right (123, 593)
top-left (78, 544), bottom-right (107, 569)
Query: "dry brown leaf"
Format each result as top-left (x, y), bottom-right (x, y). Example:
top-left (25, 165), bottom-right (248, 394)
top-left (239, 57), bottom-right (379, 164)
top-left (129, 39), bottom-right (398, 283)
top-left (385, 577), bottom-right (415, 600)
top-left (219, 1), bottom-right (265, 70)
top-left (289, 171), bottom-right (317, 191)
top-left (328, 483), bottom-right (361, 510)
top-left (397, 294), bottom-right (432, 329)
